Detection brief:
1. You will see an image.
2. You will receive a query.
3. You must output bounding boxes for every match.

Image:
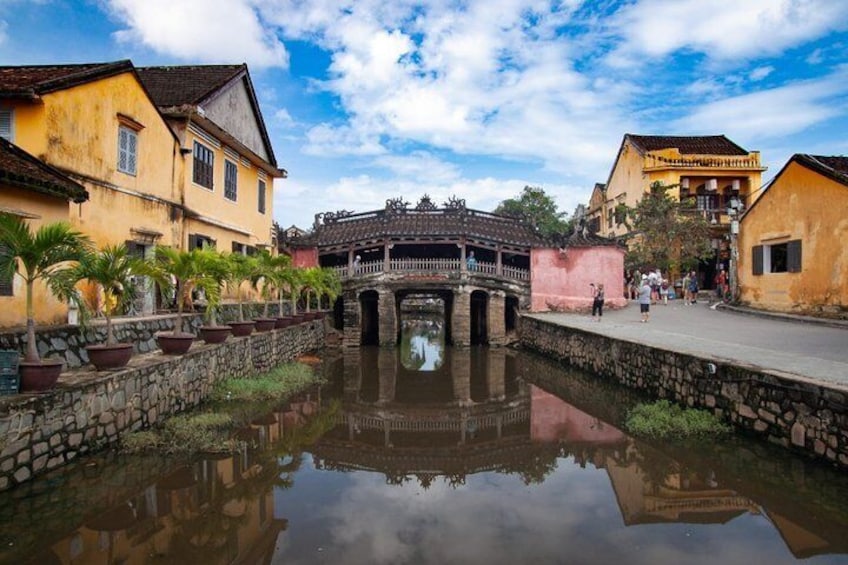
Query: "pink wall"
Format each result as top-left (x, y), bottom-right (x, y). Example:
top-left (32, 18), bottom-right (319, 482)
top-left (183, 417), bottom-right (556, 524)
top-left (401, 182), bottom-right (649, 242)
top-left (530, 246), bottom-right (626, 312)
top-left (291, 247), bottom-right (319, 268)
top-left (530, 386), bottom-right (626, 444)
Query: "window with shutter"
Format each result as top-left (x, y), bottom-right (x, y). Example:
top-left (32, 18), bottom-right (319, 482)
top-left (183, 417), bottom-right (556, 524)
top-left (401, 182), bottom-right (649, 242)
top-left (0, 109), bottom-right (12, 141)
top-left (752, 245), bottom-right (763, 275)
top-left (787, 239), bottom-right (802, 273)
top-left (258, 179), bottom-right (266, 214)
top-left (0, 244), bottom-right (12, 296)
top-left (193, 141), bottom-right (214, 189)
top-left (224, 160), bottom-right (238, 201)
top-left (118, 126), bottom-right (138, 175)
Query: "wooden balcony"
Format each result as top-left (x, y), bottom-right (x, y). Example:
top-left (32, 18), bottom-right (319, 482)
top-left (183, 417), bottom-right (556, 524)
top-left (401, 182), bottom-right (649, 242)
top-left (332, 258), bottom-right (530, 281)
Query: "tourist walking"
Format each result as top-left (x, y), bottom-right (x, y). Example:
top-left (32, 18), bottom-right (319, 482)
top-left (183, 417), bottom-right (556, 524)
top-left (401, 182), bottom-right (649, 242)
top-left (638, 274), bottom-right (652, 322)
top-left (688, 270), bottom-right (699, 304)
top-left (591, 283), bottom-right (605, 321)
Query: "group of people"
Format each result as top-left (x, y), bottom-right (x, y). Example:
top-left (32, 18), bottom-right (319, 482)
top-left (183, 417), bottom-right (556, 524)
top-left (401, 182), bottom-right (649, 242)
top-left (625, 268), bottom-right (670, 305)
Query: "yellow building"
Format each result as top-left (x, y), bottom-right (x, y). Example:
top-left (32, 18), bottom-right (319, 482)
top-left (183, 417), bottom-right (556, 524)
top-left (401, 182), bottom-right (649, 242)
top-left (737, 154), bottom-right (848, 317)
top-left (588, 134), bottom-right (766, 286)
top-left (0, 60), bottom-right (285, 326)
top-left (136, 65), bottom-right (286, 255)
top-left (0, 138), bottom-right (88, 326)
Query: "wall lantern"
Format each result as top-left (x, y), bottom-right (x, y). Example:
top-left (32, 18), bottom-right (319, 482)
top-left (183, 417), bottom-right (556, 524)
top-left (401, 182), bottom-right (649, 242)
top-left (730, 220), bottom-right (739, 235)
top-left (732, 179), bottom-right (741, 191)
top-left (706, 179), bottom-right (718, 191)
top-left (680, 178), bottom-right (689, 189)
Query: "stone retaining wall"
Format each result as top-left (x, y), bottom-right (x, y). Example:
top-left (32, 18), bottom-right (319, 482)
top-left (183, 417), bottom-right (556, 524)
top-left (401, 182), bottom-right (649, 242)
top-left (0, 319), bottom-right (325, 491)
top-left (0, 303), bottom-right (291, 370)
top-left (519, 316), bottom-right (848, 468)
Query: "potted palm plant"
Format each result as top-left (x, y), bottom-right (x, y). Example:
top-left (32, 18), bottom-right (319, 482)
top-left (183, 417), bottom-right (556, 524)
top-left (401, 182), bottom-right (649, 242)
top-left (195, 248), bottom-right (231, 344)
top-left (0, 213), bottom-right (91, 391)
top-left (151, 246), bottom-right (216, 354)
top-left (281, 266), bottom-right (306, 324)
top-left (72, 243), bottom-right (153, 370)
top-left (223, 252), bottom-right (258, 336)
top-left (252, 250), bottom-right (288, 332)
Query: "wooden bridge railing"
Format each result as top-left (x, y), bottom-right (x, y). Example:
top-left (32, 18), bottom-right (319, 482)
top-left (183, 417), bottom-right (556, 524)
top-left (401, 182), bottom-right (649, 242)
top-left (331, 259), bottom-right (530, 281)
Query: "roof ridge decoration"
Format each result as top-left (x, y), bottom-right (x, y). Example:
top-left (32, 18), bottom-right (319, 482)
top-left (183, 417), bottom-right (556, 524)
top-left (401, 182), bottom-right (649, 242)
top-left (415, 194), bottom-right (437, 211)
top-left (385, 196), bottom-right (410, 215)
top-left (444, 195), bottom-right (467, 212)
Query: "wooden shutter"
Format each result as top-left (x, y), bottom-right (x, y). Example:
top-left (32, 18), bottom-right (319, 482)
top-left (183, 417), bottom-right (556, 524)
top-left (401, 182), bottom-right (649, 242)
top-left (0, 109), bottom-right (12, 141)
top-left (787, 240), bottom-right (802, 273)
top-left (752, 245), bottom-right (763, 275)
top-left (188, 234), bottom-right (200, 250)
top-left (0, 244), bottom-right (13, 296)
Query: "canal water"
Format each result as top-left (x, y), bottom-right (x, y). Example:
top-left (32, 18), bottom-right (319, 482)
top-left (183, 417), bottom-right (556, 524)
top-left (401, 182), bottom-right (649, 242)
top-left (2, 315), bottom-right (848, 564)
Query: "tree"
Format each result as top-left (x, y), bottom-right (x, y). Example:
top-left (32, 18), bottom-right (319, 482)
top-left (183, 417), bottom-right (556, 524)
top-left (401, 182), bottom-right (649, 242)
top-left (494, 186), bottom-right (571, 237)
top-left (622, 181), bottom-right (713, 276)
top-left (0, 214), bottom-right (91, 362)
top-left (495, 185), bottom-right (570, 236)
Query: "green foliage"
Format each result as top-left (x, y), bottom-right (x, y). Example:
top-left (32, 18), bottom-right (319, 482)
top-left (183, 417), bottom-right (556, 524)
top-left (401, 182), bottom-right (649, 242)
top-left (121, 413), bottom-right (236, 455)
top-left (494, 185), bottom-right (571, 237)
top-left (0, 213), bottom-right (92, 361)
top-left (211, 362), bottom-right (319, 402)
top-left (621, 181), bottom-right (713, 275)
top-left (625, 399), bottom-right (731, 439)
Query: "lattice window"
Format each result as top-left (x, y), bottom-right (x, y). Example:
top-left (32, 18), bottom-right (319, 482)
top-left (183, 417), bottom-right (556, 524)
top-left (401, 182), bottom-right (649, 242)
top-left (193, 141), bottom-right (214, 189)
top-left (0, 109), bottom-right (13, 141)
top-left (117, 126), bottom-right (138, 175)
top-left (224, 160), bottom-right (238, 201)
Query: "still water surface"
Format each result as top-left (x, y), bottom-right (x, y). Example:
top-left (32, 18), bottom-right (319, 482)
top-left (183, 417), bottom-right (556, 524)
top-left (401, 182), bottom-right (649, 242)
top-left (2, 317), bottom-right (848, 564)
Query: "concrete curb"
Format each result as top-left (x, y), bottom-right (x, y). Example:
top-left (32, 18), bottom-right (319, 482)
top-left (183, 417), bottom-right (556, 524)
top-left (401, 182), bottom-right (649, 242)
top-left (716, 303), bottom-right (848, 330)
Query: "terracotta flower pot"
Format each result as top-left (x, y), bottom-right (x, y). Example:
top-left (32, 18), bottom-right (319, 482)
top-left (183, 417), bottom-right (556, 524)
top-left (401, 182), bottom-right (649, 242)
top-left (290, 314), bottom-right (306, 324)
top-left (19, 359), bottom-right (63, 392)
top-left (274, 317), bottom-right (292, 329)
top-left (86, 343), bottom-right (134, 371)
top-left (253, 318), bottom-right (277, 332)
top-left (156, 333), bottom-right (195, 355)
top-left (228, 320), bottom-right (255, 337)
top-left (199, 325), bottom-right (232, 344)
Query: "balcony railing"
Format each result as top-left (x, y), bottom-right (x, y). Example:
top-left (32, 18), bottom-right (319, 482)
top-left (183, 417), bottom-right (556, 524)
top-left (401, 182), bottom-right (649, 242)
top-left (331, 259), bottom-right (530, 282)
top-left (645, 154), bottom-right (763, 170)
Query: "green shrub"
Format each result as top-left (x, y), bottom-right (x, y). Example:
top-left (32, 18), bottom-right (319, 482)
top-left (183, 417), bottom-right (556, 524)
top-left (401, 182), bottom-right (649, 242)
top-left (211, 362), bottom-right (320, 402)
top-left (625, 399), bottom-right (731, 439)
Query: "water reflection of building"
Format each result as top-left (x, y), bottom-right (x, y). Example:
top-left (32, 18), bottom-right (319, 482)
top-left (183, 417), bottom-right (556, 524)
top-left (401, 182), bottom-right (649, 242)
top-left (38, 395), bottom-right (322, 565)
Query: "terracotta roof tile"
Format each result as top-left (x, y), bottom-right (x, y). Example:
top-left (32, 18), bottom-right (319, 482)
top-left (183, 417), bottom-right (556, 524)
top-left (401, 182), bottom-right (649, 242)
top-left (0, 138), bottom-right (88, 202)
top-left (136, 65), bottom-right (246, 107)
top-left (796, 154), bottom-right (848, 187)
top-left (0, 61), bottom-right (132, 97)
top-left (301, 205), bottom-right (548, 249)
top-left (626, 134), bottom-right (749, 156)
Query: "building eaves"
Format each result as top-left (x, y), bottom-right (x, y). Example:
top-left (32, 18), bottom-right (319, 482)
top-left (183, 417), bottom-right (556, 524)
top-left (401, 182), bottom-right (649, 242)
top-left (0, 60), bottom-right (133, 98)
top-left (137, 64), bottom-right (279, 168)
top-left (626, 134), bottom-right (750, 156)
top-left (741, 153), bottom-right (848, 221)
top-left (0, 138), bottom-right (88, 203)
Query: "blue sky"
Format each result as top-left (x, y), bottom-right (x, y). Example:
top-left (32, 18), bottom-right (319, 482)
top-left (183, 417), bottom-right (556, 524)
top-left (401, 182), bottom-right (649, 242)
top-left (1, 1), bottom-right (847, 229)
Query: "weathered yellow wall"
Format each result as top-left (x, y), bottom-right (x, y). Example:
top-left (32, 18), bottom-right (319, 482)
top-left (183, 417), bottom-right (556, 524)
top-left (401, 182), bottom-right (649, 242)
top-left (10, 72), bottom-right (183, 249)
top-left (184, 130), bottom-right (274, 251)
top-left (183, 128), bottom-right (275, 249)
top-left (0, 187), bottom-right (73, 327)
top-left (603, 142), bottom-right (644, 238)
top-left (738, 161), bottom-right (848, 314)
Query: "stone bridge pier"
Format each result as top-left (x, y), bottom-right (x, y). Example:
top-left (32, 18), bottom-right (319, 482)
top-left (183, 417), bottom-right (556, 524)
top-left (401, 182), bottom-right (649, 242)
top-left (337, 282), bottom-right (520, 348)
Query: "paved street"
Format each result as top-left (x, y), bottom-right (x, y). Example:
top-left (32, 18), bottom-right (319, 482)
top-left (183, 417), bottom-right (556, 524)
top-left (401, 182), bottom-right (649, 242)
top-left (528, 300), bottom-right (848, 388)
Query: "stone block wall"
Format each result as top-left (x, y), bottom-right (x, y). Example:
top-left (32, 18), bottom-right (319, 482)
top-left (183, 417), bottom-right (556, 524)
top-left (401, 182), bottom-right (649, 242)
top-left (0, 303), bottom-right (290, 371)
top-left (519, 316), bottom-right (848, 468)
top-left (0, 319), bottom-right (325, 491)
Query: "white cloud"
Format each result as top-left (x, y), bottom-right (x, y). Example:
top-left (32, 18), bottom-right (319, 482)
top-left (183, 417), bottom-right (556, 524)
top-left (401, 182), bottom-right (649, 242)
top-left (274, 108), bottom-right (296, 127)
top-left (105, 0), bottom-right (289, 68)
top-left (0, 20), bottom-right (7, 45)
top-left (749, 66), bottom-right (774, 81)
top-left (303, 123), bottom-right (386, 157)
top-left (608, 0), bottom-right (848, 62)
top-left (673, 71), bottom-right (848, 140)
